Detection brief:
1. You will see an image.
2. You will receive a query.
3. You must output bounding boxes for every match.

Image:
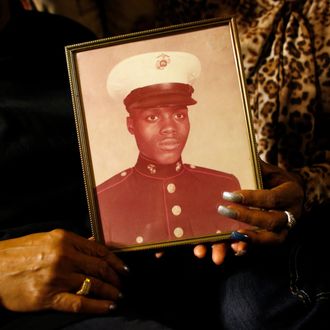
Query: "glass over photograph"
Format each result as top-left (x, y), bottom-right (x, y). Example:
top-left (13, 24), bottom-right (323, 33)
top-left (66, 17), bottom-right (262, 251)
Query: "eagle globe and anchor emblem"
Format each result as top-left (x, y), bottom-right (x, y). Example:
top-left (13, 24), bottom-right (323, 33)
top-left (156, 53), bottom-right (171, 70)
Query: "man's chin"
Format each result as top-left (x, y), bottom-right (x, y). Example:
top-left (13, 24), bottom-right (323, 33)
top-left (140, 146), bottom-right (184, 165)
top-left (153, 152), bottom-right (181, 165)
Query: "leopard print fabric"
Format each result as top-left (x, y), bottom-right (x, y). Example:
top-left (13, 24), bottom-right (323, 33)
top-left (156, 0), bottom-right (330, 211)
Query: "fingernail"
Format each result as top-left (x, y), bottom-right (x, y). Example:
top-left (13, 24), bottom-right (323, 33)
top-left (123, 265), bottom-right (130, 273)
top-left (235, 250), bottom-right (247, 257)
top-left (222, 192), bottom-right (243, 203)
top-left (217, 205), bottom-right (238, 219)
top-left (109, 303), bottom-right (117, 311)
top-left (230, 231), bottom-right (249, 241)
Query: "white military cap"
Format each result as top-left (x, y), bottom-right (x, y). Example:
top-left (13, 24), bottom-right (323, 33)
top-left (106, 51), bottom-right (201, 112)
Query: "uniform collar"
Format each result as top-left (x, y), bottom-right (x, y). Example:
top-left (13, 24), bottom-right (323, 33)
top-left (134, 154), bottom-right (184, 178)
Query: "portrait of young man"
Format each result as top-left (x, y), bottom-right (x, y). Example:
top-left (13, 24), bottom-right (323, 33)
top-left (96, 51), bottom-right (249, 248)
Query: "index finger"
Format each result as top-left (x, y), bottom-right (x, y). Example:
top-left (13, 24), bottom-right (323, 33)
top-left (54, 231), bottom-right (128, 274)
top-left (233, 181), bottom-right (303, 211)
top-left (242, 228), bottom-right (288, 245)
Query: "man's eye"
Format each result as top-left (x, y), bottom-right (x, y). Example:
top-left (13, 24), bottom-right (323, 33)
top-left (175, 113), bottom-right (185, 119)
top-left (146, 115), bottom-right (158, 121)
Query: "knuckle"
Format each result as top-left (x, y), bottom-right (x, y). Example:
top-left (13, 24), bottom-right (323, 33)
top-left (98, 260), bottom-right (110, 277)
top-left (267, 218), bottom-right (278, 231)
top-left (42, 252), bottom-right (71, 282)
top-left (29, 283), bottom-right (53, 309)
top-left (265, 192), bottom-right (277, 208)
top-left (50, 229), bottom-right (68, 241)
top-left (29, 294), bottom-right (43, 309)
top-left (245, 209), bottom-right (257, 225)
top-left (46, 231), bottom-right (72, 264)
top-left (71, 297), bottom-right (84, 313)
top-left (29, 290), bottom-right (43, 307)
top-left (42, 268), bottom-right (57, 285)
top-left (266, 212), bottom-right (284, 232)
top-left (91, 278), bottom-right (104, 292)
top-left (48, 248), bottom-right (67, 268)
top-left (48, 233), bottom-right (67, 252)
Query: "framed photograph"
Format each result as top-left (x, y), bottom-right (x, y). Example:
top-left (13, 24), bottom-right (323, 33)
top-left (66, 17), bottom-right (262, 252)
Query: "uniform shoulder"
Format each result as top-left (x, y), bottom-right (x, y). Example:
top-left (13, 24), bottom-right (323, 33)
top-left (185, 164), bottom-right (239, 182)
top-left (96, 168), bottom-right (133, 193)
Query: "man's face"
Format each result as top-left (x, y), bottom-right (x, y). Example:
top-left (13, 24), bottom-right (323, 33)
top-left (127, 105), bottom-right (190, 165)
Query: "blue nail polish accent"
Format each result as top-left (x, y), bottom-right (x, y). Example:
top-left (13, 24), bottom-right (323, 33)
top-left (230, 231), bottom-right (249, 241)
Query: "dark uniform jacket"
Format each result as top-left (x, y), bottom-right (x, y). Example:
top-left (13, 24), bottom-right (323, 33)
top-left (97, 154), bottom-right (249, 247)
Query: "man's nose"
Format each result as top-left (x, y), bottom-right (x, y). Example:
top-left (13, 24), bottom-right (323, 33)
top-left (160, 117), bottom-right (176, 134)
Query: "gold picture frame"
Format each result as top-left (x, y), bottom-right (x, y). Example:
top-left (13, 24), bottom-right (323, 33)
top-left (66, 17), bottom-right (262, 252)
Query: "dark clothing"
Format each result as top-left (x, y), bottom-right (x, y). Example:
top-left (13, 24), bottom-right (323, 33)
top-left (0, 10), bottom-right (93, 239)
top-left (0, 9), bottom-right (94, 329)
top-left (0, 8), bottom-right (92, 325)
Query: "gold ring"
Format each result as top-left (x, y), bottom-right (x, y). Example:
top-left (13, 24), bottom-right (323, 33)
top-left (76, 277), bottom-right (91, 296)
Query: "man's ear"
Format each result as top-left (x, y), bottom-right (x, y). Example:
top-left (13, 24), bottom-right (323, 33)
top-left (126, 116), bottom-right (135, 135)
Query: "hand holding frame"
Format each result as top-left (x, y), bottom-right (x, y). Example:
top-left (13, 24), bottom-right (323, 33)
top-left (0, 229), bottom-right (128, 313)
top-left (194, 160), bottom-right (304, 265)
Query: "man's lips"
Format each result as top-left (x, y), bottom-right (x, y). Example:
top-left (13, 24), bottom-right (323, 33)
top-left (158, 138), bottom-right (181, 151)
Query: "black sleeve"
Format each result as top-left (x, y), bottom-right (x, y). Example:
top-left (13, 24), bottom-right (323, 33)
top-left (0, 11), bottom-right (96, 238)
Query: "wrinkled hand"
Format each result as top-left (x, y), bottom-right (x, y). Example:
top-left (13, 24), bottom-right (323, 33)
top-left (0, 229), bottom-right (128, 313)
top-left (194, 160), bottom-right (305, 265)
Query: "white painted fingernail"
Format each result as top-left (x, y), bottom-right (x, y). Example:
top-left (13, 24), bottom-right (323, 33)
top-left (109, 303), bottom-right (117, 311)
top-left (235, 250), bottom-right (247, 257)
top-left (223, 192), bottom-right (243, 203)
top-left (218, 205), bottom-right (238, 219)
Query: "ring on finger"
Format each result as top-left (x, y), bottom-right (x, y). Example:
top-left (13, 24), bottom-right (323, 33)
top-left (284, 210), bottom-right (296, 229)
top-left (76, 277), bottom-right (91, 296)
